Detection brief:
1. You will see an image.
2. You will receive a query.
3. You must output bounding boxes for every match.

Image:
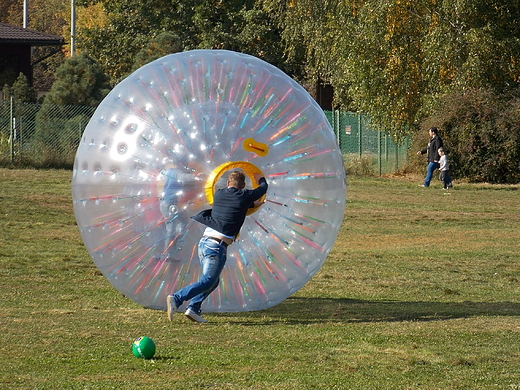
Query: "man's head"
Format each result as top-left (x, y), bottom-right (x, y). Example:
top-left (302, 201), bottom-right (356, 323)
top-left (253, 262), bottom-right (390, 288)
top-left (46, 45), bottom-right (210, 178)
top-left (429, 127), bottom-right (438, 137)
top-left (227, 170), bottom-right (246, 189)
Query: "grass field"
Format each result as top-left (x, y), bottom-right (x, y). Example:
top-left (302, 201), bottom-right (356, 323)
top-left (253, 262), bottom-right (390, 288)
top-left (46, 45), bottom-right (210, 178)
top-left (0, 168), bottom-right (519, 389)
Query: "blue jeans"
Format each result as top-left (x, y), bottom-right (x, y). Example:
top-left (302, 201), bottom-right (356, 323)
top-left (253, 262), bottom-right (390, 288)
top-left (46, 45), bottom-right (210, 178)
top-left (423, 162), bottom-right (440, 187)
top-left (172, 237), bottom-right (227, 314)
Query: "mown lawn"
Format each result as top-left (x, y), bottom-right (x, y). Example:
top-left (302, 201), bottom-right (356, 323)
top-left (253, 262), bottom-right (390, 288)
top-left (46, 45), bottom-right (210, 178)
top-left (0, 169), bottom-right (518, 389)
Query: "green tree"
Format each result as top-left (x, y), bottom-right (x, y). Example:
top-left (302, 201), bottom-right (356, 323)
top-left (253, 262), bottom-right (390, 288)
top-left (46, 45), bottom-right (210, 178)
top-left (272, 0), bottom-right (520, 139)
top-left (76, 0), bottom-right (164, 81)
top-left (32, 54), bottom-right (108, 166)
top-left (77, 0), bottom-right (292, 82)
top-left (131, 32), bottom-right (182, 72)
top-left (421, 0), bottom-right (520, 110)
top-left (44, 53), bottom-right (110, 106)
top-left (3, 73), bottom-right (37, 103)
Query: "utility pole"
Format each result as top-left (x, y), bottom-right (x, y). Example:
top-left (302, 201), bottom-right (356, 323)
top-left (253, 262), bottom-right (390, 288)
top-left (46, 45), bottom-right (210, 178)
top-left (23, 0), bottom-right (28, 28)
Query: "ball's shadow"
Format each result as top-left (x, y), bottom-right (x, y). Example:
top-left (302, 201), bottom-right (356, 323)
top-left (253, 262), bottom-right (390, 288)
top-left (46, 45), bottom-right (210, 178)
top-left (216, 296), bottom-right (520, 325)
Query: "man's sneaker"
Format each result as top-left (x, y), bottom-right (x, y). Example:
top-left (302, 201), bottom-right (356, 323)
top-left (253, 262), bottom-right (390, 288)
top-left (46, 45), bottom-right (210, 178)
top-left (167, 295), bottom-right (179, 322)
top-left (185, 308), bottom-right (207, 323)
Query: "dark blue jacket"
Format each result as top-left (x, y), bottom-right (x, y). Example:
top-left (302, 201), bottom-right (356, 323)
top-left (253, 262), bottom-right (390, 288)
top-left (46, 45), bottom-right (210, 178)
top-left (191, 177), bottom-right (268, 237)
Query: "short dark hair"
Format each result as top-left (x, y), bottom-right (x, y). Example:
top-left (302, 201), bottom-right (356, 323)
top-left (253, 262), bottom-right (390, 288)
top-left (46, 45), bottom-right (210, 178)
top-left (429, 127), bottom-right (438, 134)
top-left (228, 170), bottom-right (246, 188)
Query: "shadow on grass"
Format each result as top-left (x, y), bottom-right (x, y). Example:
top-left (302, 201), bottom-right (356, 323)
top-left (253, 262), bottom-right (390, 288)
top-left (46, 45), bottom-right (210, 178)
top-left (218, 297), bottom-right (520, 325)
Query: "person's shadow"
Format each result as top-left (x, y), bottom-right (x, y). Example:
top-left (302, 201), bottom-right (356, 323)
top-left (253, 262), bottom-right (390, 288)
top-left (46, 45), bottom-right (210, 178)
top-left (216, 297), bottom-right (520, 325)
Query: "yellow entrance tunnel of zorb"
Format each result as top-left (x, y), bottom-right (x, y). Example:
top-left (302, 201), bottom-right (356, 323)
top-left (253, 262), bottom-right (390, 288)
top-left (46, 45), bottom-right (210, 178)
top-left (204, 161), bottom-right (267, 216)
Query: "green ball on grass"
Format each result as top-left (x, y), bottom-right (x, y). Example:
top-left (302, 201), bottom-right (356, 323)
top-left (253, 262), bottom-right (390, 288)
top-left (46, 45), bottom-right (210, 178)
top-left (132, 336), bottom-right (156, 359)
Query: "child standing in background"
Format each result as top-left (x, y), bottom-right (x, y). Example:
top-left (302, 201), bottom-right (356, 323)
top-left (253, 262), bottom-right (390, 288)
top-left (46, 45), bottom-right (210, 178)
top-left (438, 147), bottom-right (453, 190)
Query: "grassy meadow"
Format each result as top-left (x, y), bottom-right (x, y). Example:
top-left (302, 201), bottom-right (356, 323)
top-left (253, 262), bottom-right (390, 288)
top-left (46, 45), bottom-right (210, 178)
top-left (0, 168), bottom-right (519, 389)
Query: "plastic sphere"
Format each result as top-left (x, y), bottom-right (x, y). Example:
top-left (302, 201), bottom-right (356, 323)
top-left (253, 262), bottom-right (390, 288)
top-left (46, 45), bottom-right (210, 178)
top-left (72, 50), bottom-right (347, 312)
top-left (132, 337), bottom-right (156, 359)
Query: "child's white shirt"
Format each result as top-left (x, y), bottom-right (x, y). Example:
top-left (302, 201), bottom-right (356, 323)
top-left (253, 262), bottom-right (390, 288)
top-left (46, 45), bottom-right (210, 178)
top-left (439, 155), bottom-right (449, 171)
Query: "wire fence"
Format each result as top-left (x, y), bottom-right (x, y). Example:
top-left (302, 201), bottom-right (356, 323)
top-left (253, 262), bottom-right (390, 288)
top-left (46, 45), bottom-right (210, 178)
top-left (0, 100), bottom-right (408, 173)
top-left (0, 99), bottom-right (96, 167)
top-left (325, 110), bottom-right (409, 175)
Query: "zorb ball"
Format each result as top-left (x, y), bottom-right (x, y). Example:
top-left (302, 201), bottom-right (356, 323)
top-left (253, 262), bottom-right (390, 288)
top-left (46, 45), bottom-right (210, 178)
top-left (132, 336), bottom-right (156, 359)
top-left (72, 49), bottom-right (347, 313)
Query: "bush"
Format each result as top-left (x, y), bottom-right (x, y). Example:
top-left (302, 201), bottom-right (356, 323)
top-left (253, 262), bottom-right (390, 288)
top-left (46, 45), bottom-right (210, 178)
top-left (344, 154), bottom-right (377, 176)
top-left (44, 53), bottom-right (110, 106)
top-left (421, 88), bottom-right (520, 184)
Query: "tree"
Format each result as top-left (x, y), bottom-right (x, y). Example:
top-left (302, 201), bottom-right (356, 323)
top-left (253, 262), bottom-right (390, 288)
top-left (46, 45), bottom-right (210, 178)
top-left (3, 73), bottom-right (37, 103)
top-left (0, 0), bottom-right (23, 25)
top-left (272, 0), bottom-right (520, 139)
top-left (131, 32), bottom-right (182, 72)
top-left (76, 0), bottom-right (293, 82)
top-left (44, 53), bottom-right (110, 106)
top-left (421, 0), bottom-right (520, 109)
top-left (33, 54), bottom-right (104, 166)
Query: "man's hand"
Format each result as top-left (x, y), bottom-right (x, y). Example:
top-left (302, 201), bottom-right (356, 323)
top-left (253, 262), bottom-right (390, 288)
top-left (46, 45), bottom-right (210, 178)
top-left (253, 199), bottom-right (265, 208)
top-left (253, 172), bottom-right (264, 183)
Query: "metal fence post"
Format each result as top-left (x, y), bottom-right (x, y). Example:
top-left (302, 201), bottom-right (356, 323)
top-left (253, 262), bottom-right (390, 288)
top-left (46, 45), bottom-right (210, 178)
top-left (19, 103), bottom-right (25, 154)
top-left (358, 114), bottom-right (362, 157)
top-left (19, 109), bottom-right (23, 152)
top-left (10, 96), bottom-right (14, 163)
top-left (79, 118), bottom-right (82, 142)
top-left (396, 144), bottom-right (399, 171)
top-left (385, 134), bottom-right (389, 163)
top-left (378, 128), bottom-right (382, 176)
top-left (334, 109), bottom-right (340, 148)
